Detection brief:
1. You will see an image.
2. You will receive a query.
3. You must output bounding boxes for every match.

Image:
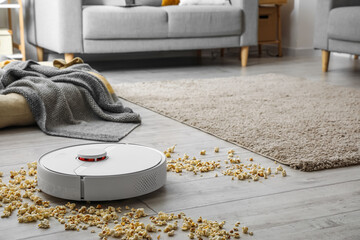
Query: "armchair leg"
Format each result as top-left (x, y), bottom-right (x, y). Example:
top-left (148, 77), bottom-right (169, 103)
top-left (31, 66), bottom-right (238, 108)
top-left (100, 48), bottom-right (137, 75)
top-left (65, 53), bottom-right (74, 63)
top-left (355, 55), bottom-right (359, 60)
top-left (322, 50), bottom-right (330, 72)
top-left (36, 46), bottom-right (44, 62)
top-left (240, 46), bottom-right (249, 67)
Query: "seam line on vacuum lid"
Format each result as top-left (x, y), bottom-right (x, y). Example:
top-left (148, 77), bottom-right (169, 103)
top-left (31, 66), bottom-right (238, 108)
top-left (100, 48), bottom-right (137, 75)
top-left (80, 176), bottom-right (84, 200)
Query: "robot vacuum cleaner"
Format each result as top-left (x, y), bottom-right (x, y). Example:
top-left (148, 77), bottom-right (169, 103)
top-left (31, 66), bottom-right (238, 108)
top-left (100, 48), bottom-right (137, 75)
top-left (37, 143), bottom-right (167, 201)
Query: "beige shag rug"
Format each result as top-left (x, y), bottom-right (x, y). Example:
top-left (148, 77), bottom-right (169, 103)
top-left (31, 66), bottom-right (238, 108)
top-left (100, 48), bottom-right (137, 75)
top-left (114, 73), bottom-right (360, 171)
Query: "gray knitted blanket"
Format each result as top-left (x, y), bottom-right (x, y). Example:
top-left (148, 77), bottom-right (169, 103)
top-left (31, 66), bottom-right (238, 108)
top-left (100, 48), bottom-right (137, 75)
top-left (0, 60), bottom-right (141, 141)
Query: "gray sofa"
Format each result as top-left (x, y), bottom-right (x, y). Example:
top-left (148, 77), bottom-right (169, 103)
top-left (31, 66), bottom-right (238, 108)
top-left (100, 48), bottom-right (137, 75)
top-left (314, 0), bottom-right (360, 72)
top-left (25, 0), bottom-right (258, 66)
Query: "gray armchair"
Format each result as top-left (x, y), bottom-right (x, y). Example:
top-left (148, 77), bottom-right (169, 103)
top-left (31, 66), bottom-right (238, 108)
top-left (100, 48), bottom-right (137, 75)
top-left (314, 0), bottom-right (360, 72)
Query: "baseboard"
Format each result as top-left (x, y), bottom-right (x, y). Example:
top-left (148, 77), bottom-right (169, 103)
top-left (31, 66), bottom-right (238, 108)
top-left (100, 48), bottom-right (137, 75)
top-left (250, 45), bottom-right (320, 57)
top-left (282, 47), bottom-right (319, 57)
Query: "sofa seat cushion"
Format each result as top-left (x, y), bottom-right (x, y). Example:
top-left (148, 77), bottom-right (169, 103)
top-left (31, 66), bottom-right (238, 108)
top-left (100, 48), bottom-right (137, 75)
top-left (83, 6), bottom-right (168, 39)
top-left (163, 6), bottom-right (242, 38)
top-left (328, 7), bottom-right (360, 42)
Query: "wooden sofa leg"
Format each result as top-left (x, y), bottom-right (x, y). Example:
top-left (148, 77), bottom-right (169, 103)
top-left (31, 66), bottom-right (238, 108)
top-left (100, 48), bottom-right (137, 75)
top-left (355, 55), bottom-right (359, 60)
top-left (322, 50), bottom-right (330, 72)
top-left (36, 46), bottom-right (44, 62)
top-left (240, 46), bottom-right (249, 67)
top-left (65, 53), bottom-right (74, 63)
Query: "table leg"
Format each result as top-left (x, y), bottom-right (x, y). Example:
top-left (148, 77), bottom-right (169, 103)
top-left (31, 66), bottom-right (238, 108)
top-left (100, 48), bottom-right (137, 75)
top-left (18, 0), bottom-right (26, 60)
top-left (277, 4), bottom-right (282, 57)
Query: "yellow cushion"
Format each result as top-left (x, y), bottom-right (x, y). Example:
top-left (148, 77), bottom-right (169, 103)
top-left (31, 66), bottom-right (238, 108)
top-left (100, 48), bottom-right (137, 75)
top-left (0, 93), bottom-right (35, 129)
top-left (0, 58), bottom-right (115, 129)
top-left (52, 57), bottom-right (115, 94)
top-left (88, 71), bottom-right (115, 95)
top-left (161, 0), bottom-right (179, 6)
top-left (0, 60), bottom-right (16, 69)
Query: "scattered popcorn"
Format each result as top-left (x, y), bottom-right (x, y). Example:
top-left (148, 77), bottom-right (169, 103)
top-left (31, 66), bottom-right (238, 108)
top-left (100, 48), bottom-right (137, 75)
top-left (282, 170), bottom-right (287, 177)
top-left (0, 148), bottom-right (275, 239)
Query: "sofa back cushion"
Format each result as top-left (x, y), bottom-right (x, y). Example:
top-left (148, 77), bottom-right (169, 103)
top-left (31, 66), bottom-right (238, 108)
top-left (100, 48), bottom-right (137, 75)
top-left (83, 0), bottom-right (127, 5)
top-left (83, 0), bottom-right (162, 5)
top-left (135, 0), bottom-right (162, 6)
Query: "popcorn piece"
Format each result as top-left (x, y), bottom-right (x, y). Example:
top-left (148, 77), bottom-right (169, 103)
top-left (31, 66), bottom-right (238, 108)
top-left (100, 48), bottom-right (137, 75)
top-left (200, 150), bottom-right (206, 155)
top-left (65, 223), bottom-right (77, 230)
top-left (27, 161), bottom-right (37, 170)
top-left (282, 170), bottom-right (287, 177)
top-left (146, 224), bottom-right (157, 232)
top-left (228, 149), bottom-right (235, 154)
top-left (38, 219), bottom-right (50, 229)
top-left (214, 147), bottom-right (219, 153)
top-left (242, 226), bottom-right (248, 234)
top-left (167, 230), bottom-right (175, 236)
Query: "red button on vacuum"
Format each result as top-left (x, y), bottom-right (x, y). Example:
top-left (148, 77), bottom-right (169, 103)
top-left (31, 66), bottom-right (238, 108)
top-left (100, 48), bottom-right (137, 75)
top-left (77, 149), bottom-right (107, 162)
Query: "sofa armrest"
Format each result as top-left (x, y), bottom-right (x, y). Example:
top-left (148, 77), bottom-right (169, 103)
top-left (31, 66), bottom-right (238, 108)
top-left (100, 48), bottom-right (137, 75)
top-left (25, 0), bottom-right (83, 54)
top-left (232, 0), bottom-right (258, 46)
top-left (314, 0), bottom-right (360, 50)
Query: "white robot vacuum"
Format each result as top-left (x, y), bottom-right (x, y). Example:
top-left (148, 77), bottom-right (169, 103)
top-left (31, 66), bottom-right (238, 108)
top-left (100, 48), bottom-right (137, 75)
top-left (37, 143), bottom-right (167, 201)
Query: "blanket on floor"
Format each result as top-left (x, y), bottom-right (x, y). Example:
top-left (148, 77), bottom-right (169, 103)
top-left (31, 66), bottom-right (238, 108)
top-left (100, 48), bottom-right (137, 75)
top-left (0, 60), bottom-right (141, 141)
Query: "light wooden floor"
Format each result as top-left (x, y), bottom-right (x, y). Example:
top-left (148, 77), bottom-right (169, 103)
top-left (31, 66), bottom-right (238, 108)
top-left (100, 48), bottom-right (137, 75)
top-left (1, 52), bottom-right (359, 239)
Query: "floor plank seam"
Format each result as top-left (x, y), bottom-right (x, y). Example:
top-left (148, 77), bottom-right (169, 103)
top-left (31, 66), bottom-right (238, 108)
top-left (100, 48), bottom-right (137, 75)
top-left (156, 178), bottom-right (360, 213)
top-left (136, 197), bottom-right (157, 214)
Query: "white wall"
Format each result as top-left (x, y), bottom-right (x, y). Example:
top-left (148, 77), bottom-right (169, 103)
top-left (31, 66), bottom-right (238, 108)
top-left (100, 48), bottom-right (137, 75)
top-left (281, 0), bottom-right (317, 54)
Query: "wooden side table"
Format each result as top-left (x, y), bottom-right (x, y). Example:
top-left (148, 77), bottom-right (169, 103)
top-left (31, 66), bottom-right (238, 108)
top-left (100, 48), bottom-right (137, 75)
top-left (0, 0), bottom-right (26, 61)
top-left (258, 0), bottom-right (287, 57)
